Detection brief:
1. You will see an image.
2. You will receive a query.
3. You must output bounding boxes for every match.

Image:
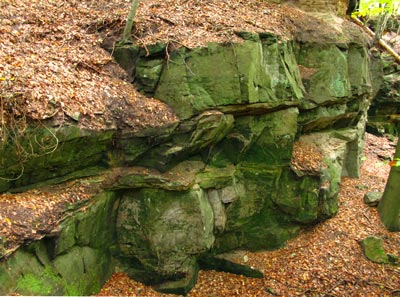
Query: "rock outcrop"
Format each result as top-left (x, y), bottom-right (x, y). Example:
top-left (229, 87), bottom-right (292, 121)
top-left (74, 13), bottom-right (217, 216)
top-left (0, 17), bottom-right (383, 295)
top-left (367, 52), bottom-right (400, 135)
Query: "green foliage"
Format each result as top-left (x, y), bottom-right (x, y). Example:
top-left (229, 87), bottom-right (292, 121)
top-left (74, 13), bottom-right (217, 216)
top-left (357, 0), bottom-right (400, 16)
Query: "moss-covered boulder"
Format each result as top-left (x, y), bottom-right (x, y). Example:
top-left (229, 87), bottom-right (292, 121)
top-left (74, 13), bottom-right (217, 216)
top-left (0, 192), bottom-right (117, 296)
top-left (116, 186), bottom-right (214, 285)
top-left (126, 36), bottom-right (304, 119)
top-left (118, 110), bottom-right (234, 172)
top-left (212, 108), bottom-right (298, 166)
top-left (359, 236), bottom-right (389, 264)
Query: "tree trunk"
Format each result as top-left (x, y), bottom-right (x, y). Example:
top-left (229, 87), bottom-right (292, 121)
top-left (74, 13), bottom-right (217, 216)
top-left (120, 0), bottom-right (140, 44)
top-left (378, 138), bottom-right (400, 231)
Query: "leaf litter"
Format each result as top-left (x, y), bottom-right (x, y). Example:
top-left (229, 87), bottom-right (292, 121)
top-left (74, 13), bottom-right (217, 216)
top-left (0, 176), bottom-right (101, 257)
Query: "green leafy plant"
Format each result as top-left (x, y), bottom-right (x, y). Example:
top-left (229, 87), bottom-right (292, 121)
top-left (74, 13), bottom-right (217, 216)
top-left (356, 0), bottom-right (400, 16)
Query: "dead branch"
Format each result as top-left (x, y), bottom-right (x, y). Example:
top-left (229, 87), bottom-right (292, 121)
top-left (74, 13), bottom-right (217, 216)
top-left (352, 17), bottom-right (400, 64)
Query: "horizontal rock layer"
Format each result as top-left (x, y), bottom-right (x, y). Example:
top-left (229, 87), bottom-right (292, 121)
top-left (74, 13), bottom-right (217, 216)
top-left (0, 28), bottom-right (383, 295)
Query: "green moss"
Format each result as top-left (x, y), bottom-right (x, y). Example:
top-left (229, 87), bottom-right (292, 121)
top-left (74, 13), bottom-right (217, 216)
top-left (137, 111), bottom-right (234, 172)
top-left (273, 169), bottom-right (320, 224)
top-left (347, 45), bottom-right (372, 96)
top-left (318, 157), bottom-right (340, 219)
top-left (154, 47), bottom-right (195, 119)
top-left (154, 37), bottom-right (302, 118)
top-left (217, 108), bottom-right (298, 165)
top-left (75, 192), bottom-right (118, 248)
top-left (117, 187), bottom-right (214, 282)
top-left (0, 125), bottom-right (113, 193)
top-left (17, 273), bottom-right (52, 295)
top-left (297, 44), bottom-right (351, 106)
top-left (15, 265), bottom-right (65, 296)
top-left (359, 236), bottom-right (389, 264)
top-left (0, 264), bottom-right (14, 294)
top-left (52, 246), bottom-right (113, 295)
top-left (196, 164), bottom-right (236, 189)
top-left (135, 58), bottom-right (164, 94)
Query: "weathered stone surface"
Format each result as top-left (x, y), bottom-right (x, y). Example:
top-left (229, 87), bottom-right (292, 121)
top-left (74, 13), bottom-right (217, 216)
top-left (0, 243), bottom-right (113, 296)
top-left (136, 110), bottom-right (234, 171)
top-left (0, 125), bottom-right (113, 193)
top-left (207, 189), bottom-right (228, 233)
top-left (153, 261), bottom-right (199, 295)
top-left (112, 44), bottom-right (140, 79)
top-left (347, 44), bottom-right (373, 96)
top-left (359, 236), bottom-right (389, 264)
top-left (0, 192), bottom-right (117, 296)
top-left (299, 126), bottom-right (366, 179)
top-left (152, 38), bottom-right (303, 119)
top-left (273, 168), bottom-right (320, 224)
top-left (297, 44), bottom-right (351, 108)
top-left (52, 246), bottom-right (113, 295)
top-left (0, 27), bottom-right (382, 295)
top-left (0, 247), bottom-right (62, 295)
top-left (364, 191), bottom-right (383, 207)
top-left (198, 255), bottom-right (264, 278)
top-left (212, 108), bottom-right (298, 166)
top-left (107, 161), bottom-right (205, 191)
top-left (196, 164), bottom-right (236, 189)
top-left (135, 58), bottom-right (164, 94)
top-left (116, 186), bottom-right (214, 284)
top-left (296, 42), bottom-right (376, 134)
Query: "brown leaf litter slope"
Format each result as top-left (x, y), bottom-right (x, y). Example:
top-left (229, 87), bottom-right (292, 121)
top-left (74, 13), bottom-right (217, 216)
top-left (0, 0), bottom-right (176, 130)
top-left (0, 177), bottom-right (101, 256)
top-left (1, 0), bottom-right (363, 130)
top-left (98, 133), bottom-right (400, 296)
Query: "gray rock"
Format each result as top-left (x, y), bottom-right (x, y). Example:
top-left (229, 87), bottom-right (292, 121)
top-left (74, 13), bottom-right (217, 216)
top-left (207, 189), bottom-right (227, 233)
top-left (364, 191), bottom-right (383, 206)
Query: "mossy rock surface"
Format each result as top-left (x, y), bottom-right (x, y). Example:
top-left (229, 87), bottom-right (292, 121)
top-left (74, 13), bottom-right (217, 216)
top-left (297, 44), bottom-right (351, 107)
top-left (116, 186), bottom-right (214, 281)
top-left (359, 236), bottom-right (389, 264)
top-left (0, 125), bottom-right (113, 193)
top-left (0, 27), bottom-right (383, 295)
top-left (154, 38), bottom-right (303, 119)
top-left (215, 108), bottom-right (298, 166)
top-left (0, 192), bottom-right (117, 296)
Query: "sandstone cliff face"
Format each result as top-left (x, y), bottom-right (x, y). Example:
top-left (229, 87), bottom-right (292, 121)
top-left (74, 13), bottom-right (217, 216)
top-left (0, 17), bottom-right (383, 296)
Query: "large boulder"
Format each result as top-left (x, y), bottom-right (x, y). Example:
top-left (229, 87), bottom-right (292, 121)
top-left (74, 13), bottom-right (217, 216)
top-left (115, 35), bottom-right (304, 120)
top-left (116, 186), bottom-right (214, 285)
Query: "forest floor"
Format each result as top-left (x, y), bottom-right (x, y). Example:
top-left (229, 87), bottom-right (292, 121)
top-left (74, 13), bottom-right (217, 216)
top-left (98, 132), bottom-right (400, 296)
